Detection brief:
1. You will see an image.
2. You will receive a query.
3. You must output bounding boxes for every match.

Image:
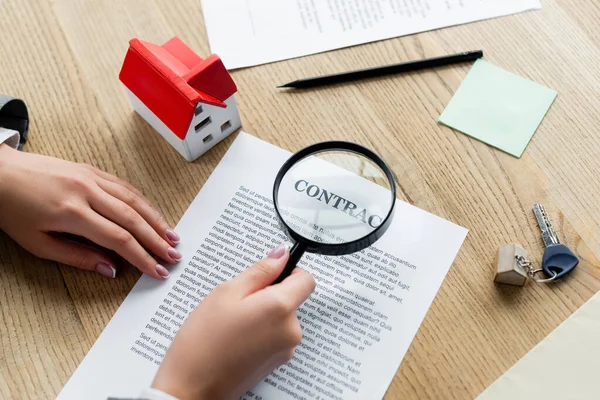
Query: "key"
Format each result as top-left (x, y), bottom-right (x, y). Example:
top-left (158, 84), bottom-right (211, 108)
top-left (533, 204), bottom-right (579, 280)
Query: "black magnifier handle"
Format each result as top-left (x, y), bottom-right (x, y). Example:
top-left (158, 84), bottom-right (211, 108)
top-left (273, 242), bottom-right (307, 284)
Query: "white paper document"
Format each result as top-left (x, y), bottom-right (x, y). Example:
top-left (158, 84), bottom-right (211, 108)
top-left (477, 291), bottom-right (600, 400)
top-left (58, 132), bottom-right (468, 400)
top-left (201, 0), bottom-right (541, 69)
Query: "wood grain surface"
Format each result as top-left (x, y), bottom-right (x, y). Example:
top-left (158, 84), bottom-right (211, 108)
top-left (1, 0), bottom-right (600, 399)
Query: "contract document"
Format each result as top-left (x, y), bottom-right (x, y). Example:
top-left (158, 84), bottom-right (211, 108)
top-left (58, 132), bottom-right (468, 400)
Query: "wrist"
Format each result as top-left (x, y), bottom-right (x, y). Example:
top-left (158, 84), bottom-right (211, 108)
top-left (152, 377), bottom-right (219, 400)
top-left (0, 142), bottom-right (15, 167)
top-left (0, 144), bottom-right (17, 197)
top-left (0, 142), bottom-right (11, 169)
top-left (139, 387), bottom-right (181, 400)
top-left (152, 384), bottom-right (208, 400)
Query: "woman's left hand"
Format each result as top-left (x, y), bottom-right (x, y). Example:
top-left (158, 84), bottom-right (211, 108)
top-left (0, 144), bottom-right (181, 279)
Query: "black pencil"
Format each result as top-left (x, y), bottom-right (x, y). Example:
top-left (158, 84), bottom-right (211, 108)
top-left (278, 50), bottom-right (483, 89)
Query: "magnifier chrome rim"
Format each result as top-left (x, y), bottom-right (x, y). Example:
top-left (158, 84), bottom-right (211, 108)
top-left (272, 141), bottom-right (396, 255)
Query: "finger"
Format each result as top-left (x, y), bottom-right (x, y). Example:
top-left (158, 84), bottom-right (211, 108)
top-left (71, 210), bottom-right (170, 280)
top-left (228, 244), bottom-right (289, 297)
top-left (95, 179), bottom-right (179, 246)
top-left (34, 234), bottom-right (117, 278)
top-left (267, 268), bottom-right (316, 309)
top-left (88, 188), bottom-right (181, 264)
top-left (88, 166), bottom-right (147, 200)
top-left (89, 166), bottom-right (178, 241)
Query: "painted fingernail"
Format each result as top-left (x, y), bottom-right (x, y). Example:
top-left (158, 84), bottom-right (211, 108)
top-left (156, 264), bottom-right (170, 279)
top-left (168, 247), bottom-right (183, 261)
top-left (96, 262), bottom-right (116, 279)
top-left (268, 243), bottom-right (287, 259)
top-left (166, 229), bottom-right (180, 244)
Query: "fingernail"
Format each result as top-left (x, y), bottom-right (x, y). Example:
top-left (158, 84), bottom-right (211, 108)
top-left (156, 264), bottom-right (170, 279)
top-left (153, 207), bottom-right (162, 217)
top-left (268, 243), bottom-right (287, 259)
top-left (166, 229), bottom-right (180, 244)
top-left (96, 262), bottom-right (116, 279)
top-left (168, 247), bottom-right (183, 262)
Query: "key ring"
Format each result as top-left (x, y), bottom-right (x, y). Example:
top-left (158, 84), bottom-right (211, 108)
top-left (515, 255), bottom-right (559, 283)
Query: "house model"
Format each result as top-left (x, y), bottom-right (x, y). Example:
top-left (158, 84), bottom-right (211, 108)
top-left (119, 37), bottom-right (241, 162)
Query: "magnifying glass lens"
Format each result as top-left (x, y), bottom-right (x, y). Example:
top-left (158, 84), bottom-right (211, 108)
top-left (276, 150), bottom-right (393, 245)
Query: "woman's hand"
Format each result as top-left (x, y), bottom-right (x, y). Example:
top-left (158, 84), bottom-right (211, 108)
top-left (0, 144), bottom-right (181, 279)
top-left (152, 244), bottom-right (316, 400)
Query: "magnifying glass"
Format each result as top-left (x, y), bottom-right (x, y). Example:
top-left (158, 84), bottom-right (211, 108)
top-left (272, 141), bottom-right (396, 284)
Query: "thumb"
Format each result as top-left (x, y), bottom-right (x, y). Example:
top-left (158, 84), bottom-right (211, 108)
top-left (32, 233), bottom-right (117, 278)
top-left (229, 243), bottom-right (289, 297)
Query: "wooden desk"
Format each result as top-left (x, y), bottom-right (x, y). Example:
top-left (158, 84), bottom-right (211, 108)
top-left (1, 0), bottom-right (600, 398)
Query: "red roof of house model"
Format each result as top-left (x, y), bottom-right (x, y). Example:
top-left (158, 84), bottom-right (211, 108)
top-left (119, 37), bottom-right (237, 140)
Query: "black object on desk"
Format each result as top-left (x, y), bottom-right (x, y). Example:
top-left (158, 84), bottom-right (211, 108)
top-left (0, 95), bottom-right (29, 150)
top-left (278, 50), bottom-right (483, 89)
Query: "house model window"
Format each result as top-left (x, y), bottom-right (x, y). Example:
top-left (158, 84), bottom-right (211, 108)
top-left (119, 37), bottom-right (242, 162)
top-left (195, 116), bottom-right (212, 133)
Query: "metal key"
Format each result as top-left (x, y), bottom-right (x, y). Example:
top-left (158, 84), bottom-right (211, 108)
top-left (533, 204), bottom-right (579, 280)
